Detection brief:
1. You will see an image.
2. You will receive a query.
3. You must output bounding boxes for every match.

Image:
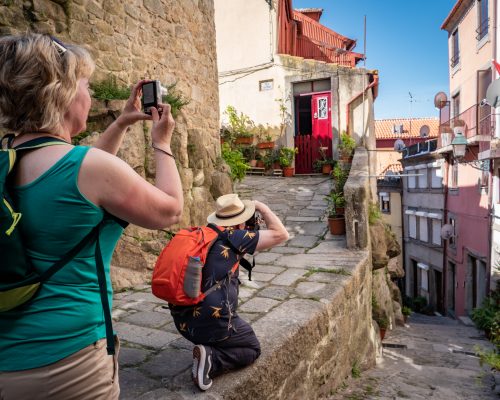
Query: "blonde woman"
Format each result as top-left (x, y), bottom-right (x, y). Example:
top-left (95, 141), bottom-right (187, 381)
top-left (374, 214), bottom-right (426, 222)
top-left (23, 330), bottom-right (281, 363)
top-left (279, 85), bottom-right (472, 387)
top-left (0, 33), bottom-right (183, 399)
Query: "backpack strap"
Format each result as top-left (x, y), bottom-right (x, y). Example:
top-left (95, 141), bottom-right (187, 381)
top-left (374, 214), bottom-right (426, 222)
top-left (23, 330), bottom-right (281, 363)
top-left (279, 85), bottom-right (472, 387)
top-left (12, 136), bottom-right (69, 151)
top-left (207, 223), bottom-right (255, 280)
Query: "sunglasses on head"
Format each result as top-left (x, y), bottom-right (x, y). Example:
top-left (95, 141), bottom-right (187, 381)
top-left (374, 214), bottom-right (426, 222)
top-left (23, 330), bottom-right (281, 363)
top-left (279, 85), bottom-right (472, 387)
top-left (50, 36), bottom-right (67, 55)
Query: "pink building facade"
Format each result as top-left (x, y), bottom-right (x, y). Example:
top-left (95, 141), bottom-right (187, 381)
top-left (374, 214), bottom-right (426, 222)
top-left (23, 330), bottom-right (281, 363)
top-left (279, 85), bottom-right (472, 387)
top-left (440, 0), bottom-right (493, 317)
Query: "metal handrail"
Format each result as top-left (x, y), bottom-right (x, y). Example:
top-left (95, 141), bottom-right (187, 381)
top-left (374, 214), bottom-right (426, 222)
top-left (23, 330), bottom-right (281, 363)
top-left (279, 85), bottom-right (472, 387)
top-left (450, 53), bottom-right (460, 68)
top-left (476, 18), bottom-right (489, 41)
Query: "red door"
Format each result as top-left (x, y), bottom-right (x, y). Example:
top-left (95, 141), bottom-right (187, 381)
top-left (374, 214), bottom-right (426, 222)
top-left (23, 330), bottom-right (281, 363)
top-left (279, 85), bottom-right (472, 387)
top-left (294, 91), bottom-right (333, 174)
top-left (312, 92), bottom-right (332, 141)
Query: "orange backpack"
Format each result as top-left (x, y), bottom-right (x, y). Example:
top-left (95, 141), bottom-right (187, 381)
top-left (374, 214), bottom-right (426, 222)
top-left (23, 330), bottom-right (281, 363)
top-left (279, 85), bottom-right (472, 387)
top-left (152, 224), bottom-right (245, 306)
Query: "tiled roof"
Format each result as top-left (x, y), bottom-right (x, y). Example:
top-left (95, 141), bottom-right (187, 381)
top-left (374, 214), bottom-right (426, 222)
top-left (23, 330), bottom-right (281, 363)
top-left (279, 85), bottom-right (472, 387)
top-left (375, 118), bottom-right (439, 140)
top-left (380, 163), bottom-right (403, 175)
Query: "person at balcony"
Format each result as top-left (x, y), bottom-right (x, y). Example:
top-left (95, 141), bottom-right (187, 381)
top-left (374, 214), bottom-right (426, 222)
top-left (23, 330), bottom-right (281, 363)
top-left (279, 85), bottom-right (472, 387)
top-left (0, 33), bottom-right (183, 399)
top-left (169, 194), bottom-right (289, 391)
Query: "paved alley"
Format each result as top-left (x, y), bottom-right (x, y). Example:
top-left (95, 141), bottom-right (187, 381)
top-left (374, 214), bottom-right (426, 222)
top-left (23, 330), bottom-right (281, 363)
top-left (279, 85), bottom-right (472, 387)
top-left (329, 313), bottom-right (498, 400)
top-left (113, 175), bottom-right (370, 399)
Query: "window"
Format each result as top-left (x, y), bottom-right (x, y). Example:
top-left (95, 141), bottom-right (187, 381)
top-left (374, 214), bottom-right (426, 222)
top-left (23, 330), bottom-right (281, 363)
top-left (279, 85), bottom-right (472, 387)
top-left (409, 214), bottom-right (417, 239)
top-left (451, 163), bottom-right (458, 189)
top-left (419, 216), bottom-right (428, 242)
top-left (418, 263), bottom-right (429, 292)
top-left (418, 168), bottom-right (428, 189)
top-left (477, 0), bottom-right (489, 40)
top-left (451, 29), bottom-right (460, 68)
top-left (431, 166), bottom-right (443, 188)
top-left (452, 92), bottom-right (460, 118)
top-left (379, 192), bottom-right (390, 213)
top-left (480, 167), bottom-right (489, 191)
top-left (449, 217), bottom-right (456, 247)
top-left (432, 219), bottom-right (442, 245)
top-left (259, 80), bottom-right (273, 91)
top-left (317, 97), bottom-right (328, 119)
top-left (407, 168), bottom-right (416, 189)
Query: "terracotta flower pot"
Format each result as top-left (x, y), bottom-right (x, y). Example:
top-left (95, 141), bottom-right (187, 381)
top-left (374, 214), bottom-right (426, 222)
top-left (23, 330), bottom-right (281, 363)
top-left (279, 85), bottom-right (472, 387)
top-left (235, 136), bottom-right (253, 145)
top-left (379, 328), bottom-right (386, 341)
top-left (256, 160), bottom-right (265, 168)
top-left (322, 164), bottom-right (333, 175)
top-left (257, 141), bottom-right (275, 149)
top-left (327, 216), bottom-right (345, 235)
top-left (282, 166), bottom-right (294, 177)
top-left (335, 207), bottom-right (345, 216)
top-left (273, 161), bottom-right (281, 169)
top-left (249, 159), bottom-right (257, 167)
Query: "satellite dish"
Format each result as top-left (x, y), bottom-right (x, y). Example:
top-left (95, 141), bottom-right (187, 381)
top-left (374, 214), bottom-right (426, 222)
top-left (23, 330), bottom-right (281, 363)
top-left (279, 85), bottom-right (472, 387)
top-left (486, 78), bottom-right (500, 108)
top-left (394, 138), bottom-right (406, 151)
top-left (434, 92), bottom-right (448, 109)
top-left (419, 125), bottom-right (430, 138)
top-left (440, 224), bottom-right (455, 240)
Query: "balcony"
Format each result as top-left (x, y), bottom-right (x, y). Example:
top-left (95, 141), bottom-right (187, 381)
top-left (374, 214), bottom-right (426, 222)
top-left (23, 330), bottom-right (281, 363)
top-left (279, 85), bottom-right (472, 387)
top-left (437, 103), bottom-right (494, 158)
top-left (476, 18), bottom-right (489, 41)
top-left (403, 139), bottom-right (437, 158)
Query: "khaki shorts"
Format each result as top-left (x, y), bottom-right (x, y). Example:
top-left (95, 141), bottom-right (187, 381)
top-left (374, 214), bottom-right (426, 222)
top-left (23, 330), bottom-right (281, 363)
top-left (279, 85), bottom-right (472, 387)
top-left (0, 337), bottom-right (120, 400)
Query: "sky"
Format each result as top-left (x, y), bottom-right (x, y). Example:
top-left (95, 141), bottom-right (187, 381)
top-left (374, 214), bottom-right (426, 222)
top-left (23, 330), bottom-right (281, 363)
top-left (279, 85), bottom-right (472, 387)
top-left (293, 0), bottom-right (457, 120)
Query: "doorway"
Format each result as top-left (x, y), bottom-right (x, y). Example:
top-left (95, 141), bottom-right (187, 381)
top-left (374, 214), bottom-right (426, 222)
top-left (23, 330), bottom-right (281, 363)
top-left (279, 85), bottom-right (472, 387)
top-left (293, 79), bottom-right (333, 174)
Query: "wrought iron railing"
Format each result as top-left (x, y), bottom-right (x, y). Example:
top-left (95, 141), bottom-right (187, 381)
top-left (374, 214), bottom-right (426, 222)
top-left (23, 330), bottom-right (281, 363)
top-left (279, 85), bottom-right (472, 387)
top-left (476, 18), bottom-right (489, 41)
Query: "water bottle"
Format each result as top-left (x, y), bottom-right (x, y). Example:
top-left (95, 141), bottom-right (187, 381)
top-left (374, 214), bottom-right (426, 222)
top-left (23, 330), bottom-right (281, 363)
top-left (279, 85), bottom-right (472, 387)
top-left (184, 256), bottom-right (203, 298)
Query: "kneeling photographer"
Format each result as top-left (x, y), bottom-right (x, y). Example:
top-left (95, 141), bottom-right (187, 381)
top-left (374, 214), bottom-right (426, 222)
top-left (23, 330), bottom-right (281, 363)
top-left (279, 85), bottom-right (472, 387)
top-left (169, 193), bottom-right (288, 391)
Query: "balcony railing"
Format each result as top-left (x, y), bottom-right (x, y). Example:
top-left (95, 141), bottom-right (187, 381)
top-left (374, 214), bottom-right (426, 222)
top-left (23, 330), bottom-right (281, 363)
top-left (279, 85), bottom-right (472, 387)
top-left (403, 139), bottom-right (437, 158)
top-left (438, 103), bottom-right (496, 156)
top-left (476, 18), bottom-right (489, 41)
top-left (450, 53), bottom-right (460, 68)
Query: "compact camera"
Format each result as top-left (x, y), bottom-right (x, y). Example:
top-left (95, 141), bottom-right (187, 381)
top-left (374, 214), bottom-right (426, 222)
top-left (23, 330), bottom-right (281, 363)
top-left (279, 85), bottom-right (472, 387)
top-left (141, 80), bottom-right (162, 115)
top-left (245, 212), bottom-right (263, 231)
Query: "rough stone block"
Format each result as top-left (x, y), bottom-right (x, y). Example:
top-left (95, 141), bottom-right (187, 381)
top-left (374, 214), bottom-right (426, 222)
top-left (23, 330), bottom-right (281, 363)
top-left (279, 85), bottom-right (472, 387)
top-left (119, 347), bottom-right (151, 367)
top-left (287, 235), bottom-right (319, 248)
top-left (271, 268), bottom-right (308, 286)
top-left (123, 311), bottom-right (173, 329)
top-left (239, 297), bottom-right (280, 313)
top-left (115, 322), bottom-right (179, 349)
top-left (140, 348), bottom-right (192, 378)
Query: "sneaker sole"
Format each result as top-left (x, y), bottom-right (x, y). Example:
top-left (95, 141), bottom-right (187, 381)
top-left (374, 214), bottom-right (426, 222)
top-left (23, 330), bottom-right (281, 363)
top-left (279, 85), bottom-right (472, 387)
top-left (193, 345), bottom-right (212, 391)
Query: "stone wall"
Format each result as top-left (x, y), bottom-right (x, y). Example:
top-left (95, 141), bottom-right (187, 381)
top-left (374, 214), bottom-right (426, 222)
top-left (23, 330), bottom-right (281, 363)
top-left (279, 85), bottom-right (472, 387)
top-left (344, 147), bottom-right (370, 250)
top-left (0, 0), bottom-right (232, 288)
top-left (214, 254), bottom-right (378, 400)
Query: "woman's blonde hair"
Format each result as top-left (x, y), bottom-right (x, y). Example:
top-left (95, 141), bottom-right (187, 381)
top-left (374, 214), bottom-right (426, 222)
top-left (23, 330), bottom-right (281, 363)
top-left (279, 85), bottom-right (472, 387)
top-left (0, 33), bottom-right (95, 135)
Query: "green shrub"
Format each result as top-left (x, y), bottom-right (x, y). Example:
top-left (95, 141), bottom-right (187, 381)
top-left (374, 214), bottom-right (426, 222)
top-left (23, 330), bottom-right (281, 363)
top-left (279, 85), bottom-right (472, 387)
top-left (221, 143), bottom-right (249, 182)
top-left (339, 131), bottom-right (356, 158)
top-left (162, 82), bottom-right (190, 118)
top-left (402, 306), bottom-right (412, 317)
top-left (224, 106), bottom-right (255, 140)
top-left (411, 296), bottom-right (428, 313)
top-left (368, 202), bottom-right (382, 225)
top-left (90, 75), bottom-right (131, 100)
top-left (475, 345), bottom-right (500, 371)
top-left (279, 147), bottom-right (298, 167)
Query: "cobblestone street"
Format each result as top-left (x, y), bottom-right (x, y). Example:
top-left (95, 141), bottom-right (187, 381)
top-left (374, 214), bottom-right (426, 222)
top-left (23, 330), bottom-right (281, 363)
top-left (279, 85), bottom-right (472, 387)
top-left (329, 313), bottom-right (498, 400)
top-left (113, 175), bottom-right (369, 399)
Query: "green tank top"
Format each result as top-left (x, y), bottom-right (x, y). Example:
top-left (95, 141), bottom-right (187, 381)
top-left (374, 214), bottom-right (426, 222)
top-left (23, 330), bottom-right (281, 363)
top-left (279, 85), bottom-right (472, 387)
top-left (0, 146), bottom-right (124, 371)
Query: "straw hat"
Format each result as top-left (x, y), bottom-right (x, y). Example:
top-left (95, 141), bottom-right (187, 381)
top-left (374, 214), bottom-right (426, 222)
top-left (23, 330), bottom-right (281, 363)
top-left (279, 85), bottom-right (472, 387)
top-left (207, 194), bottom-right (255, 227)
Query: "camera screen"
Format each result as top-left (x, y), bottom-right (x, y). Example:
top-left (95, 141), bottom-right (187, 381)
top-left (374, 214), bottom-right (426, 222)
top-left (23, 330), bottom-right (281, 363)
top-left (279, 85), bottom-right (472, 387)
top-left (143, 83), bottom-right (155, 104)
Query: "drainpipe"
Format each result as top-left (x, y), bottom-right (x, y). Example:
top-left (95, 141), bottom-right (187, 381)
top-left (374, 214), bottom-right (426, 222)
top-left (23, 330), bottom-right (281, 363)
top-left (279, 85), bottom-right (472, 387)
top-left (442, 154), bottom-right (450, 315)
top-left (345, 73), bottom-right (379, 137)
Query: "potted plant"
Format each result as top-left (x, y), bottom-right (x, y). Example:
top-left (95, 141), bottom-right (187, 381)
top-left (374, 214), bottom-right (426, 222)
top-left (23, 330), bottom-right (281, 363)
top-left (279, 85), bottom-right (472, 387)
top-left (339, 131), bottom-right (356, 162)
top-left (332, 164), bottom-right (349, 194)
top-left (241, 145), bottom-right (258, 167)
top-left (402, 306), bottom-right (411, 323)
top-left (224, 105), bottom-right (255, 145)
top-left (256, 126), bottom-right (275, 149)
top-left (325, 192), bottom-right (346, 235)
top-left (279, 147), bottom-right (298, 177)
top-left (377, 316), bottom-right (389, 340)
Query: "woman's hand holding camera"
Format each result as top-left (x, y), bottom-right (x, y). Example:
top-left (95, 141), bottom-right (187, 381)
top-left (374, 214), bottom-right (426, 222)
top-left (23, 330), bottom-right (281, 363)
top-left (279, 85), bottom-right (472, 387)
top-left (115, 80), bottom-right (152, 129)
top-left (151, 103), bottom-right (175, 149)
